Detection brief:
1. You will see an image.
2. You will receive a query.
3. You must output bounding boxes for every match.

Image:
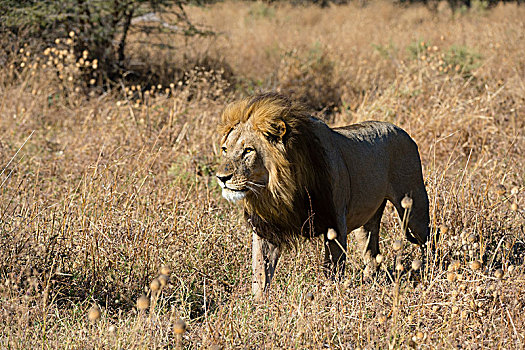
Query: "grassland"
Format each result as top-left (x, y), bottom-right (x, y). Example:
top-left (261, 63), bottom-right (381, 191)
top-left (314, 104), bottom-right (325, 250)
top-left (1, 0), bottom-right (524, 348)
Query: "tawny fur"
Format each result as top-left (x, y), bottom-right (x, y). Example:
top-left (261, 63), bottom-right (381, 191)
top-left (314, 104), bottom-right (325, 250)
top-left (216, 92), bottom-right (430, 279)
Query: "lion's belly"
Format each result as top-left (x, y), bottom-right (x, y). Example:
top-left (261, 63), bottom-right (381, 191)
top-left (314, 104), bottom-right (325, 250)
top-left (345, 209), bottom-right (380, 232)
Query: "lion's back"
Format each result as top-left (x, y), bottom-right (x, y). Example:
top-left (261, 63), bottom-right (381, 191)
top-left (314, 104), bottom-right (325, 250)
top-left (334, 121), bottom-right (413, 147)
top-left (333, 121), bottom-right (421, 168)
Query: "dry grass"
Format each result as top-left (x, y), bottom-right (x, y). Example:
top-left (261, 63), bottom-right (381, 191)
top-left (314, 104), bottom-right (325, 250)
top-left (1, 1), bottom-right (524, 348)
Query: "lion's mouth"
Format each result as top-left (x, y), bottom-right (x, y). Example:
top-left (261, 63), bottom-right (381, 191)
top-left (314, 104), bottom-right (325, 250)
top-left (222, 187), bottom-right (248, 202)
top-left (225, 187), bottom-right (247, 193)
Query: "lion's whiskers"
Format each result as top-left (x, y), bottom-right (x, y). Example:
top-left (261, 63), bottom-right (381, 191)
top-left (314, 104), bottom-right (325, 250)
top-left (245, 183), bottom-right (261, 197)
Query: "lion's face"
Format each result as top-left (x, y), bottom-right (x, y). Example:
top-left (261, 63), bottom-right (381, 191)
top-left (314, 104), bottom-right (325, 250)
top-left (216, 123), bottom-right (269, 202)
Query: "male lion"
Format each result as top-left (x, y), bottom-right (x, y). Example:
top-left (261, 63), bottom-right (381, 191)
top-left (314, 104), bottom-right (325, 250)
top-left (216, 92), bottom-right (430, 300)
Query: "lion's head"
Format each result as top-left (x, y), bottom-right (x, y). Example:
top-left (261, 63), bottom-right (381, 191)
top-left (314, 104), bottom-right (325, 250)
top-left (216, 93), bottom-right (336, 247)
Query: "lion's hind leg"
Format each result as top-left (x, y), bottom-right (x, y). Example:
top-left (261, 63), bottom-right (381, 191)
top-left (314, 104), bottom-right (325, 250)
top-left (355, 199), bottom-right (387, 277)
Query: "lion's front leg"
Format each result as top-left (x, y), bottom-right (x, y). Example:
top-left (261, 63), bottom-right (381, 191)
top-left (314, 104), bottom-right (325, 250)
top-left (323, 228), bottom-right (347, 279)
top-left (252, 232), bottom-right (281, 301)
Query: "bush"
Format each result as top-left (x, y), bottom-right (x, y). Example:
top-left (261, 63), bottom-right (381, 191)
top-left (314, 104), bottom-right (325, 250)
top-left (444, 45), bottom-right (481, 77)
top-left (408, 40), bottom-right (481, 78)
top-left (277, 46), bottom-right (342, 114)
top-left (0, 0), bottom-right (212, 86)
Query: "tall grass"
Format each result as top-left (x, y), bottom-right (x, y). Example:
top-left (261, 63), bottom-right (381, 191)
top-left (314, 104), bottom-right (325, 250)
top-left (1, 1), bottom-right (524, 348)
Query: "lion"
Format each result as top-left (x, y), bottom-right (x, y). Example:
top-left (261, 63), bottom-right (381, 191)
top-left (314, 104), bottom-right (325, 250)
top-left (216, 92), bottom-right (430, 300)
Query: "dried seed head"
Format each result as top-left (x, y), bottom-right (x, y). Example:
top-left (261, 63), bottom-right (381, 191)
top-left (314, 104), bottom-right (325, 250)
top-left (158, 274), bottom-right (169, 287)
top-left (451, 306), bottom-right (459, 314)
top-left (150, 279), bottom-right (161, 292)
top-left (440, 224), bottom-right (449, 235)
top-left (495, 184), bottom-right (506, 196)
top-left (160, 265), bottom-right (171, 276)
top-left (411, 259), bottom-right (422, 271)
top-left (494, 268), bottom-right (504, 279)
top-left (375, 254), bottom-right (384, 264)
top-left (137, 295), bottom-right (150, 311)
top-left (306, 292), bottom-right (314, 301)
top-left (396, 263), bottom-right (404, 272)
top-left (510, 202), bottom-right (518, 211)
top-left (393, 240), bottom-right (403, 252)
top-left (511, 186), bottom-right (519, 195)
top-left (447, 272), bottom-right (457, 282)
top-left (448, 260), bottom-right (461, 272)
top-left (327, 228), bottom-right (337, 240)
top-left (88, 305), bottom-right (101, 323)
top-left (416, 331), bottom-right (425, 340)
top-left (343, 279), bottom-right (351, 289)
top-left (401, 196), bottom-right (413, 209)
top-left (467, 234), bottom-right (477, 243)
top-left (470, 260), bottom-right (481, 271)
top-left (173, 319), bottom-right (187, 334)
top-left (108, 325), bottom-right (116, 334)
top-left (477, 309), bottom-right (485, 316)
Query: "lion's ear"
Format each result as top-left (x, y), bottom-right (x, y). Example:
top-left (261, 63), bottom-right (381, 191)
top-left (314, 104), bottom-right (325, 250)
top-left (276, 120), bottom-right (287, 138)
top-left (264, 120), bottom-right (287, 143)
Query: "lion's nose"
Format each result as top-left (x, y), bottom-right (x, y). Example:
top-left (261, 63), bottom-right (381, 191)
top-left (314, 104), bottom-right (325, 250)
top-left (216, 173), bottom-right (233, 184)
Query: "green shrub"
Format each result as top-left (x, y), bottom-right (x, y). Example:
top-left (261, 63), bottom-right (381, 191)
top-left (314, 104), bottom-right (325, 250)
top-left (407, 39), bottom-right (481, 78)
top-left (407, 39), bottom-right (431, 60)
top-left (443, 45), bottom-right (481, 77)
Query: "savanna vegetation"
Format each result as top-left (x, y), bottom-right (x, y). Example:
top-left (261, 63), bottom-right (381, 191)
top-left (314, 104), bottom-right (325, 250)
top-left (0, 0), bottom-right (524, 348)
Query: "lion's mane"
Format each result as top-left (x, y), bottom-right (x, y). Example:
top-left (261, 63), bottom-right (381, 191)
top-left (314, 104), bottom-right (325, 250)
top-left (218, 93), bottom-right (337, 247)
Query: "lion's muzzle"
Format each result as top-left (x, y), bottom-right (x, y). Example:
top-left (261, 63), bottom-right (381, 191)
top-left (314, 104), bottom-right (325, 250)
top-left (216, 173), bottom-right (233, 185)
top-left (216, 173), bottom-right (248, 202)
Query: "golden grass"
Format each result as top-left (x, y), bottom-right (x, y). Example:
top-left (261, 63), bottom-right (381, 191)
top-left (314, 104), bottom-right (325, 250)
top-left (1, 0), bottom-right (524, 348)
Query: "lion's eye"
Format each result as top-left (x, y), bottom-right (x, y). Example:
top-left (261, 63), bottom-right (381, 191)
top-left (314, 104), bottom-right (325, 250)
top-left (243, 147), bottom-right (254, 157)
top-left (221, 146), bottom-right (227, 154)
